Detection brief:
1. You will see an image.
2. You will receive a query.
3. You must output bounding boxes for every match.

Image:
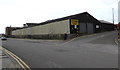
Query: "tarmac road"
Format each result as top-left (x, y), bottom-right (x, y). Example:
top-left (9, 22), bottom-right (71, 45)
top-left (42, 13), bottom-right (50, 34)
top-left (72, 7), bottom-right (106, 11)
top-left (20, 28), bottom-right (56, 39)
top-left (2, 31), bottom-right (118, 68)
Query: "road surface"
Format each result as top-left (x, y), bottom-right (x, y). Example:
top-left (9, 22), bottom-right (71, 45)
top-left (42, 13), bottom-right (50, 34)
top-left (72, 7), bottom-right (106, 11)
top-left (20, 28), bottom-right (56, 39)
top-left (2, 31), bottom-right (118, 68)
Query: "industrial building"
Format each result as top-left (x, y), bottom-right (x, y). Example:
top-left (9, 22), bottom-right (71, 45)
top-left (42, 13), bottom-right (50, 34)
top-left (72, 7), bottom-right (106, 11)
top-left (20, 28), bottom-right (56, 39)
top-left (6, 27), bottom-right (22, 37)
top-left (10, 12), bottom-right (114, 39)
top-left (99, 20), bottom-right (114, 32)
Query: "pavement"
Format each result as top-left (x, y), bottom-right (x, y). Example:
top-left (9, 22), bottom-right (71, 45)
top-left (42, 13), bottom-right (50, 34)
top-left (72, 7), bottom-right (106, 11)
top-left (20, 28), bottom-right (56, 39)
top-left (117, 39), bottom-right (120, 45)
top-left (0, 41), bottom-right (21, 70)
top-left (117, 39), bottom-right (120, 69)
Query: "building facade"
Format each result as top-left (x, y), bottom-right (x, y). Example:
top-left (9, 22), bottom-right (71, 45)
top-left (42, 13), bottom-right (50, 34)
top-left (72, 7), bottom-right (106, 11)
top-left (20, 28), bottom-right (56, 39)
top-left (11, 12), bottom-right (114, 39)
top-left (99, 20), bottom-right (114, 32)
top-left (6, 27), bottom-right (22, 37)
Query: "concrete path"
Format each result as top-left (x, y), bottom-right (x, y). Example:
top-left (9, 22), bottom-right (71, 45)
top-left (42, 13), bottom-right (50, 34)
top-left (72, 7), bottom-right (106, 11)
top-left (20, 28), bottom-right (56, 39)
top-left (0, 40), bottom-right (21, 70)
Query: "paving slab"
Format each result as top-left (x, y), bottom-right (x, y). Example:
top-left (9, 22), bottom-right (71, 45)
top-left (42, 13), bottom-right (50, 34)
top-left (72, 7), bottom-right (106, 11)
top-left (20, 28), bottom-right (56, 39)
top-left (0, 40), bottom-right (21, 70)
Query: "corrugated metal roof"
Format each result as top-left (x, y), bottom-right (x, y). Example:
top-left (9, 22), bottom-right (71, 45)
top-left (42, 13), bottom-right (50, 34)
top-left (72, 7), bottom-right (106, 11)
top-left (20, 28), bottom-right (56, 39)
top-left (37, 12), bottom-right (100, 25)
top-left (14, 12), bottom-right (100, 30)
top-left (99, 20), bottom-right (112, 24)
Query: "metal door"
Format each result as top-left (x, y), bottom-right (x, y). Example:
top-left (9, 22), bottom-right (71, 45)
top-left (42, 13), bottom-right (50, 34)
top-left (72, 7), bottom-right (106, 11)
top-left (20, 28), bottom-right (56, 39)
top-left (80, 23), bottom-right (87, 33)
top-left (87, 23), bottom-right (94, 33)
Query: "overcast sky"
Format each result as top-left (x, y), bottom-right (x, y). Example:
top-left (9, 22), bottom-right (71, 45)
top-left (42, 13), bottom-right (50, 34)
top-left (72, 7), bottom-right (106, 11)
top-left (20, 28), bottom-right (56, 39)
top-left (0, 0), bottom-right (119, 34)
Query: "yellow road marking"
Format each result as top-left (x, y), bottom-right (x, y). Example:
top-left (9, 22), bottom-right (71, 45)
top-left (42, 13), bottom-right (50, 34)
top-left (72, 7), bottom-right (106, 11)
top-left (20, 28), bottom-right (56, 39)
top-left (4, 49), bottom-right (26, 69)
top-left (1, 46), bottom-right (31, 70)
top-left (7, 50), bottom-right (31, 69)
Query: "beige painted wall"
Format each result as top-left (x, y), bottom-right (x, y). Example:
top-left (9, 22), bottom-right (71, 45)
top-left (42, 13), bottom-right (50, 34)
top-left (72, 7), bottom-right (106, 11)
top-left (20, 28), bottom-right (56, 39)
top-left (12, 19), bottom-right (70, 35)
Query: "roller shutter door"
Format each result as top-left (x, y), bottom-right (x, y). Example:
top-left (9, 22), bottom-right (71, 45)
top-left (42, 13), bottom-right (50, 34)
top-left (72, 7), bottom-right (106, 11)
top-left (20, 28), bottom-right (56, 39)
top-left (87, 23), bottom-right (94, 33)
top-left (80, 23), bottom-right (87, 33)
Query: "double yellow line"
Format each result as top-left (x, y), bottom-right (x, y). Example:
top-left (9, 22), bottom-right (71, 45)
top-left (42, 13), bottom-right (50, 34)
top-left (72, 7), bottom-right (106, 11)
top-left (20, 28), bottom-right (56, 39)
top-left (0, 47), bottom-right (32, 70)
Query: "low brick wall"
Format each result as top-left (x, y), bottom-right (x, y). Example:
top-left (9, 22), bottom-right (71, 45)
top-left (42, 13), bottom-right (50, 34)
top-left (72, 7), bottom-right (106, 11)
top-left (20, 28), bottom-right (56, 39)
top-left (10, 34), bottom-right (77, 40)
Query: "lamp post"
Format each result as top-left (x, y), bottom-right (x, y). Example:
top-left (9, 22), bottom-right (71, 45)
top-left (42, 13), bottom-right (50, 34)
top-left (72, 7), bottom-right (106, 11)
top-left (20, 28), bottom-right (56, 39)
top-left (112, 8), bottom-right (114, 24)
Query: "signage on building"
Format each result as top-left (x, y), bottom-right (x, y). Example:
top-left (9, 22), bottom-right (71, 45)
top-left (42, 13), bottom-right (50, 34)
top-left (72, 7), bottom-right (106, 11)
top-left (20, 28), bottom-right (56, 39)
top-left (71, 19), bottom-right (79, 25)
